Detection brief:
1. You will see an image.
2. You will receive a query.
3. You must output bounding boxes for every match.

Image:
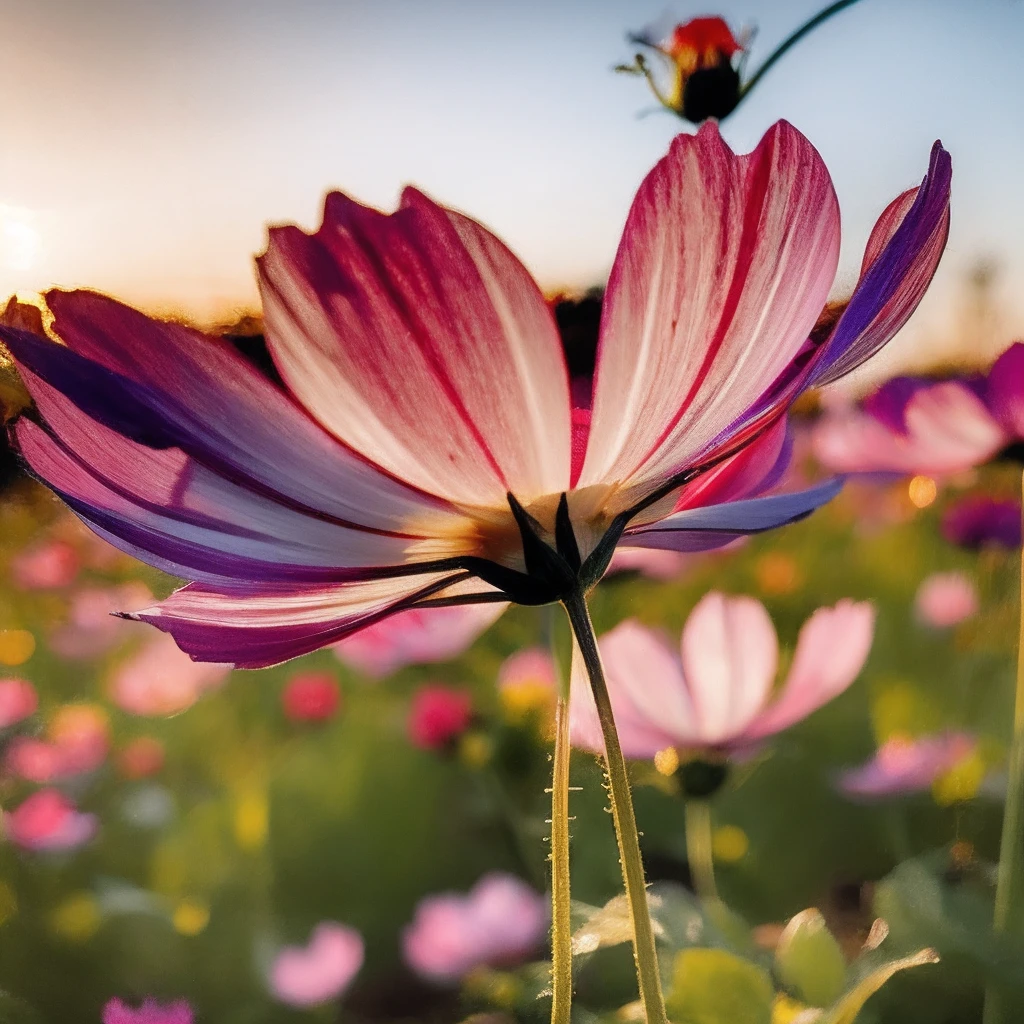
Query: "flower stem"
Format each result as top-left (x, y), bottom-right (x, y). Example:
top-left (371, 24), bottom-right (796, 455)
top-left (549, 690), bottom-right (573, 1024)
top-left (684, 800), bottom-right (718, 904)
top-left (562, 591), bottom-right (669, 1024)
top-left (983, 473), bottom-right (1024, 1024)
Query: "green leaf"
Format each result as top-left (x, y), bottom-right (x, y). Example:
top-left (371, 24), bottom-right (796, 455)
top-left (775, 908), bottom-right (848, 1007)
top-left (822, 948), bottom-right (939, 1024)
top-left (666, 947), bottom-right (774, 1024)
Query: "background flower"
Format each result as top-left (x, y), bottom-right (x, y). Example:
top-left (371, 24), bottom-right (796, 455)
top-left (269, 922), bottom-right (364, 1007)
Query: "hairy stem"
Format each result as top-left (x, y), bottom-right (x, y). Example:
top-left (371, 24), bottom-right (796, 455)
top-left (549, 690), bottom-right (573, 1024)
top-left (563, 591), bottom-right (668, 1024)
top-left (685, 800), bottom-right (719, 904)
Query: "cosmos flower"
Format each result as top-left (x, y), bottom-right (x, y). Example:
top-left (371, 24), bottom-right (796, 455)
top-left (269, 922), bottom-right (364, 1008)
top-left (403, 873), bottom-right (547, 983)
top-left (3, 788), bottom-right (98, 851)
top-left (914, 571), bottom-right (978, 628)
top-left (497, 648), bottom-right (557, 727)
top-left (570, 593), bottom-right (874, 759)
top-left (281, 671), bottom-right (341, 723)
top-left (1, 122), bottom-right (950, 669)
top-left (838, 733), bottom-right (976, 799)
top-left (0, 677), bottom-right (37, 729)
top-left (408, 685), bottom-right (473, 750)
top-left (101, 998), bottom-right (193, 1024)
top-left (941, 495), bottom-right (1021, 550)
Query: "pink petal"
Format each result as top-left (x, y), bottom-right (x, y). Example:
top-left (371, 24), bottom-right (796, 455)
top-left (102, 998), bottom-right (194, 1024)
top-left (0, 678), bottom-right (37, 728)
top-left (579, 120), bottom-right (840, 497)
top-left (258, 188), bottom-right (571, 507)
top-left (334, 601), bottom-right (507, 678)
top-left (679, 593), bottom-right (778, 744)
top-left (3, 789), bottom-right (97, 851)
top-left (269, 922), bottom-right (364, 1007)
top-left (128, 572), bottom-right (476, 669)
top-left (838, 733), bottom-right (975, 799)
top-left (914, 572), bottom-right (978, 628)
top-left (741, 600), bottom-right (874, 742)
top-left (985, 342), bottom-right (1024, 437)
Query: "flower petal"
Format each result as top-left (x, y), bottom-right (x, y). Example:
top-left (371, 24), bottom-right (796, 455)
top-left (679, 593), bottom-right (777, 744)
top-left (741, 600), bottom-right (874, 742)
top-left (579, 120), bottom-right (840, 494)
top-left (128, 572), bottom-right (471, 669)
top-left (621, 478), bottom-right (843, 553)
top-left (258, 188), bottom-right (571, 507)
top-left (811, 142), bottom-right (951, 386)
top-left (985, 342), bottom-right (1024, 437)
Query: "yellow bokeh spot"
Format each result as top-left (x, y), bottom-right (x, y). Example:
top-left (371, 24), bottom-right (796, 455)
top-left (712, 825), bottom-right (750, 864)
top-left (871, 681), bottom-right (940, 743)
top-left (233, 791), bottom-right (269, 851)
top-left (457, 731), bottom-right (493, 769)
top-left (173, 900), bottom-right (210, 936)
top-left (50, 892), bottom-right (101, 941)
top-left (755, 552), bottom-right (803, 596)
top-left (908, 475), bottom-right (937, 509)
top-left (0, 881), bottom-right (17, 926)
top-left (772, 993), bottom-right (813, 1024)
top-left (0, 630), bottom-right (35, 666)
top-left (654, 747), bottom-right (680, 777)
top-left (933, 751), bottom-right (987, 806)
top-left (500, 679), bottom-right (553, 722)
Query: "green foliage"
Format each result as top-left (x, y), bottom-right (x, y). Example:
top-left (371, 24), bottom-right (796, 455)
top-left (775, 908), bottom-right (848, 1007)
top-left (665, 947), bottom-right (774, 1024)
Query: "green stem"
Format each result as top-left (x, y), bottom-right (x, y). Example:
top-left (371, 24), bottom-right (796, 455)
top-left (685, 800), bottom-right (719, 904)
top-left (983, 473), bottom-right (1024, 1024)
top-left (563, 592), bottom-right (669, 1024)
top-left (549, 691), bottom-right (573, 1024)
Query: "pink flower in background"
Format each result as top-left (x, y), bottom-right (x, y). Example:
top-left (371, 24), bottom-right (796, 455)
top-left (403, 873), bottom-right (547, 983)
top-left (1, 123), bottom-right (949, 667)
top-left (110, 633), bottom-right (231, 716)
top-left (117, 737), bottom-right (165, 779)
top-left (608, 546), bottom-right (694, 580)
top-left (0, 678), bottom-right (38, 728)
top-left (838, 733), bottom-right (976, 799)
top-left (334, 603), bottom-right (506, 679)
top-left (281, 672), bottom-right (341, 723)
top-left (941, 495), bottom-right (1021, 549)
top-left (5, 704), bottom-right (110, 782)
top-left (102, 998), bottom-right (193, 1024)
top-left (498, 648), bottom-right (557, 695)
top-left (10, 539), bottom-right (80, 590)
top-left (269, 922), bottom-right (364, 1007)
top-left (571, 593), bottom-right (874, 758)
top-left (914, 571), bottom-right (978, 627)
top-left (3, 789), bottom-right (97, 851)
top-left (49, 582), bottom-right (153, 660)
top-left (408, 685), bottom-right (473, 750)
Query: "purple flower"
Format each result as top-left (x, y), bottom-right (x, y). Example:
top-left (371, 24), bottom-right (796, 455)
top-left (942, 495), bottom-right (1021, 549)
top-left (838, 733), bottom-right (975, 799)
top-left (102, 999), bottom-right (193, 1024)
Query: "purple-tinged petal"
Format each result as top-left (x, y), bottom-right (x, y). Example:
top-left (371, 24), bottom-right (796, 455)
top-left (985, 341), bottom-right (1024, 437)
top-left (258, 188), bottom-right (571, 507)
top-left (942, 495), bottom-right (1022, 550)
top-left (838, 733), bottom-right (975, 800)
top-left (580, 120), bottom-right (840, 495)
top-left (621, 478), bottom-right (842, 553)
top-left (810, 142), bottom-right (952, 386)
top-left (740, 600), bottom-right (874, 742)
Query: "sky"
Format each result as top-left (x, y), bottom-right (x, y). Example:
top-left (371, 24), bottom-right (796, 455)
top-left (1, 0), bottom-right (1023, 379)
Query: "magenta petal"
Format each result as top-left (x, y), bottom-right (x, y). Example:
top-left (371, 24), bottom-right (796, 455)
top-left (258, 188), bottom-right (571, 506)
top-left (985, 342), bottom-right (1024, 437)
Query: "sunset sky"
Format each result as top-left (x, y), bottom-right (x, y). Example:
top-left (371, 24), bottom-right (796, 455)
top-left (2, 0), bottom-right (1023, 378)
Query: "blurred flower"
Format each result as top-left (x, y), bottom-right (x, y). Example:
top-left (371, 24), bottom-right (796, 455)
top-left (172, 901), bottom-right (209, 936)
top-left (914, 571), bottom-right (978, 628)
top-left (408, 685), bottom-right (473, 751)
top-left (3, 789), bottom-right (97, 851)
top-left (6, 703), bottom-right (110, 782)
top-left (102, 998), bottom-right (193, 1024)
top-left (0, 630), bottom-right (35, 666)
top-left (607, 545), bottom-right (693, 580)
top-left (110, 633), bottom-right (230, 716)
top-left (334, 603), bottom-right (506, 679)
top-left (571, 593), bottom-right (874, 758)
top-left (941, 495), bottom-right (1021, 550)
top-left (497, 648), bottom-right (557, 727)
top-left (838, 733), bottom-right (976, 799)
top-left (10, 539), bottom-right (79, 590)
top-left (117, 737), bottom-right (165, 779)
top-left (269, 922), bottom-right (364, 1007)
top-left (0, 677), bottom-right (37, 728)
top-left (403, 873), bottom-right (547, 983)
top-left (2, 124), bottom-right (948, 668)
top-left (49, 582), bottom-right (153, 660)
top-left (50, 891), bottom-right (101, 941)
top-left (281, 671), bottom-right (340, 723)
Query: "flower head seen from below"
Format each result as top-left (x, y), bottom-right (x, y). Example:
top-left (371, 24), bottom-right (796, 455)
top-left (3, 789), bottom-right (98, 852)
top-left (281, 671), bottom-right (341, 723)
top-left (838, 733), bottom-right (976, 800)
top-left (403, 873), bottom-right (548, 983)
top-left (101, 998), bottom-right (194, 1024)
top-left (942, 495), bottom-right (1022, 550)
top-left (408, 684), bottom-right (473, 751)
top-left (269, 922), bottom-right (364, 1008)
top-left (914, 571), bottom-right (978, 628)
top-left (0, 122), bottom-right (949, 670)
top-left (570, 593), bottom-right (874, 761)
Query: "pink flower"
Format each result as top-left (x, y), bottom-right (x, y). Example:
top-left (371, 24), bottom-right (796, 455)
top-left (102, 998), bottom-right (193, 1024)
top-left (408, 685), bottom-right (473, 750)
top-left (3, 789), bottom-right (97, 851)
top-left (403, 873), bottom-right (547, 983)
top-left (571, 593), bottom-right (874, 758)
top-left (334, 603), bottom-right (505, 679)
top-left (10, 540), bottom-right (79, 590)
top-left (838, 733), bottom-right (975, 799)
top-left (1, 124), bottom-right (949, 668)
top-left (110, 633), bottom-right (231, 716)
top-left (914, 571), bottom-right (978, 627)
top-left (281, 671), bottom-right (340, 722)
top-left (49, 582), bottom-right (153, 660)
top-left (608, 546), bottom-right (694, 580)
top-left (5, 703), bottom-right (110, 782)
top-left (269, 922), bottom-right (364, 1007)
top-left (0, 677), bottom-right (37, 728)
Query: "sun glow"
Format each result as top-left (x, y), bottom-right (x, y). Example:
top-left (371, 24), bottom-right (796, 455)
top-left (0, 206), bottom-right (42, 273)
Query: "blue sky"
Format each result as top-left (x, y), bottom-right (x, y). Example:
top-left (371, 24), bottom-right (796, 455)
top-left (1, 0), bottom-right (1022, 378)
